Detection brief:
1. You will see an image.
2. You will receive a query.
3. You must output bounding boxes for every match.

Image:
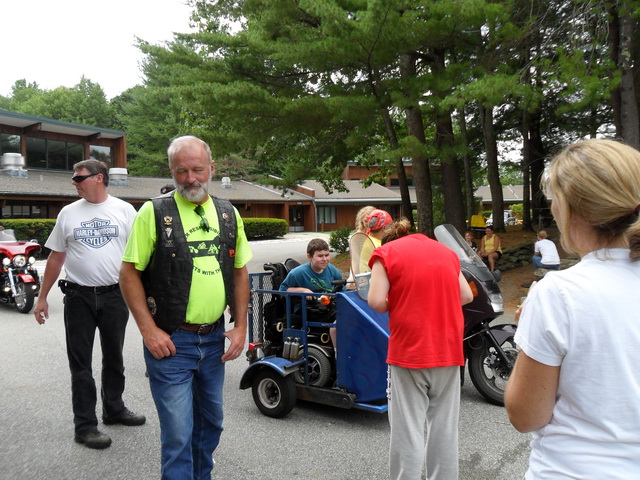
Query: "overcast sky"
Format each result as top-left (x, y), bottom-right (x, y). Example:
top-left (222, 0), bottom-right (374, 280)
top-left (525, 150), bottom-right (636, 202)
top-left (2, 0), bottom-right (194, 100)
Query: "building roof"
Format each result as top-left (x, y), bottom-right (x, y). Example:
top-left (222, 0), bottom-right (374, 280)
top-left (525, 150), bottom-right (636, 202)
top-left (0, 170), bottom-right (312, 204)
top-left (388, 186), bottom-right (417, 204)
top-left (299, 179), bottom-right (403, 204)
top-left (0, 109), bottom-right (125, 139)
top-left (474, 185), bottom-right (524, 203)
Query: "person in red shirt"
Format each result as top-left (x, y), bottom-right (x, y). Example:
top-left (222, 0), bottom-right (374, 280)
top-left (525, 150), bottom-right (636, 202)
top-left (368, 218), bottom-right (473, 480)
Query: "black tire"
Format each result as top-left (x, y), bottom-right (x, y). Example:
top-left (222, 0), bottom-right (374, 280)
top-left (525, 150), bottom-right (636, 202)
top-left (293, 345), bottom-right (333, 387)
top-left (252, 369), bottom-right (297, 418)
top-left (468, 335), bottom-right (518, 406)
top-left (15, 282), bottom-right (35, 314)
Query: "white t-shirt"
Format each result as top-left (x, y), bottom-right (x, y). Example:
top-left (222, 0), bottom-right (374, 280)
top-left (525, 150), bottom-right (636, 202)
top-left (516, 248), bottom-right (640, 479)
top-left (46, 195), bottom-right (137, 286)
top-left (534, 238), bottom-right (560, 265)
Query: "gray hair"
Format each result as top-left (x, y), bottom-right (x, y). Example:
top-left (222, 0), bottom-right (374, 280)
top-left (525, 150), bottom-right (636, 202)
top-left (167, 136), bottom-right (212, 165)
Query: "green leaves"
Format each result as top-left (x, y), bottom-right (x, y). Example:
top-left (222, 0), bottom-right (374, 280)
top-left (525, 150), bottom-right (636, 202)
top-left (6, 77), bottom-right (115, 127)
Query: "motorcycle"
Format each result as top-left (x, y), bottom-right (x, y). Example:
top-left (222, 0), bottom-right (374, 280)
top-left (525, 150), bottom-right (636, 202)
top-left (0, 229), bottom-right (42, 313)
top-left (434, 224), bottom-right (518, 405)
top-left (350, 224), bottom-right (517, 405)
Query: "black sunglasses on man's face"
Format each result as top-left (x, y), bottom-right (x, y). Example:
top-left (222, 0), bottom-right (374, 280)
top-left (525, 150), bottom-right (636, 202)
top-left (72, 173), bottom-right (98, 183)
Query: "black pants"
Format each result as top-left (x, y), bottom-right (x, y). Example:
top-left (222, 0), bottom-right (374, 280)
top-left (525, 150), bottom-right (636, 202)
top-left (63, 287), bottom-right (128, 434)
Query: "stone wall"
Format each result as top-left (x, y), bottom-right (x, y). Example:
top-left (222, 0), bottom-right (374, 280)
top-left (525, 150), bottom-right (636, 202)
top-left (495, 241), bottom-right (535, 272)
top-left (493, 240), bottom-right (580, 272)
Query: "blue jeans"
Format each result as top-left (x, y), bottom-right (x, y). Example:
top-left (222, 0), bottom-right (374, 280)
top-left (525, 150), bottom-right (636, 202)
top-left (531, 255), bottom-right (560, 270)
top-left (63, 286), bottom-right (128, 434)
top-left (144, 325), bottom-right (226, 480)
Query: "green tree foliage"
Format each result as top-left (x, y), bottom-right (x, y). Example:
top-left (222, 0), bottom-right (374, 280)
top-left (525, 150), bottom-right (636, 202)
top-left (129, 0), bottom-right (640, 233)
top-left (110, 85), bottom-right (181, 176)
top-left (4, 77), bottom-right (115, 127)
top-left (329, 226), bottom-right (352, 255)
top-left (135, 0), bottom-right (533, 234)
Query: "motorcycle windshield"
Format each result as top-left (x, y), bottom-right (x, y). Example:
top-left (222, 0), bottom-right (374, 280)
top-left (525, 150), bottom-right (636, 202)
top-left (0, 229), bottom-right (17, 241)
top-left (434, 224), bottom-right (494, 282)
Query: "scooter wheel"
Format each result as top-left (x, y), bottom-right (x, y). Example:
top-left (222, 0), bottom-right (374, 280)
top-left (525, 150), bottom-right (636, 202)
top-left (252, 369), bottom-right (297, 418)
top-left (293, 345), bottom-right (333, 387)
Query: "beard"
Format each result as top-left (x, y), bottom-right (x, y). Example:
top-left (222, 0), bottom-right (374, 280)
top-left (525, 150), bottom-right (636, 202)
top-left (176, 180), bottom-right (209, 203)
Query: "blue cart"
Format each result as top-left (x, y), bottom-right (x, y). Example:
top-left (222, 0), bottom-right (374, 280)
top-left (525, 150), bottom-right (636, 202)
top-left (240, 270), bottom-right (389, 417)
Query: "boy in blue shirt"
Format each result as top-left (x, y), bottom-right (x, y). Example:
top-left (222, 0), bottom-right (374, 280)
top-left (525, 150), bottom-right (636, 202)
top-left (279, 238), bottom-right (344, 349)
top-left (279, 238), bottom-right (343, 295)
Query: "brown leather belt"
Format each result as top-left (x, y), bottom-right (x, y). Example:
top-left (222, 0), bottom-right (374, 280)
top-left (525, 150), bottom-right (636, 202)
top-left (180, 320), bottom-right (223, 334)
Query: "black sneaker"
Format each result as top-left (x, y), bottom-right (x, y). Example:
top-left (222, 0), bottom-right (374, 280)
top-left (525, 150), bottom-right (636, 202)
top-left (103, 408), bottom-right (146, 426)
top-left (75, 429), bottom-right (112, 449)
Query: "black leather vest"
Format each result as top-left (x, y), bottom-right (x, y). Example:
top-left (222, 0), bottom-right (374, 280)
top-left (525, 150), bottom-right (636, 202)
top-left (141, 193), bottom-right (237, 333)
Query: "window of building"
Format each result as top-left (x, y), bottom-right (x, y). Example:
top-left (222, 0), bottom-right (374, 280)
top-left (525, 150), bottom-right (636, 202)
top-left (48, 140), bottom-right (67, 169)
top-left (90, 145), bottom-right (113, 167)
top-left (25, 137), bottom-right (85, 170)
top-left (390, 176), bottom-right (414, 187)
top-left (318, 206), bottom-right (337, 224)
top-left (2, 202), bottom-right (47, 219)
top-left (26, 137), bottom-right (46, 168)
top-left (68, 142), bottom-right (84, 167)
top-left (0, 133), bottom-right (21, 155)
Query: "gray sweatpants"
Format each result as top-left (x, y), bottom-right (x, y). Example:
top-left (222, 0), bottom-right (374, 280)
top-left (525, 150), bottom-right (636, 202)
top-left (388, 364), bottom-right (460, 480)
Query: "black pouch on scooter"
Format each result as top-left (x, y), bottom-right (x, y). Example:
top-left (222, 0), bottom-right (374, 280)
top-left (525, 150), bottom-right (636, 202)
top-left (263, 296), bottom-right (286, 344)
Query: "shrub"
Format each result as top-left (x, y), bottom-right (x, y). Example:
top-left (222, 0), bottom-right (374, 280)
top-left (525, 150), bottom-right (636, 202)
top-left (329, 226), bottom-right (352, 254)
top-left (510, 203), bottom-right (523, 220)
top-left (1, 219), bottom-right (55, 245)
top-left (243, 218), bottom-right (288, 239)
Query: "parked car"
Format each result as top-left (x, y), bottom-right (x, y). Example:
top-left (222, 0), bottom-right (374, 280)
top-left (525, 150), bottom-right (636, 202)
top-left (487, 210), bottom-right (517, 226)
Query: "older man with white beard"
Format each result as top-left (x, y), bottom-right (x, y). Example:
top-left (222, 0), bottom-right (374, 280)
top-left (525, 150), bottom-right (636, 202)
top-left (120, 135), bottom-right (252, 480)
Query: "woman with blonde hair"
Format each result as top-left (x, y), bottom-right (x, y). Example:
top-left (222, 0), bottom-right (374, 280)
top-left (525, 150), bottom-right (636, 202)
top-left (505, 139), bottom-right (640, 479)
top-left (355, 205), bottom-right (376, 233)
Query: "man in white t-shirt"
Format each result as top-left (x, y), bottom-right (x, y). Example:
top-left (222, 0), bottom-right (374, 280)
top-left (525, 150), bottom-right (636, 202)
top-left (33, 160), bottom-right (145, 450)
top-left (532, 230), bottom-right (560, 270)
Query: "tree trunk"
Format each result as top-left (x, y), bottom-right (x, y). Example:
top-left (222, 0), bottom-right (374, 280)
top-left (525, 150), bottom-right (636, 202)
top-left (528, 113), bottom-right (549, 228)
top-left (480, 104), bottom-right (505, 233)
top-left (618, 4), bottom-right (640, 148)
top-left (371, 66), bottom-right (416, 228)
top-left (380, 109), bottom-right (415, 227)
top-left (457, 107), bottom-right (476, 223)
top-left (432, 49), bottom-right (465, 234)
top-left (521, 109), bottom-right (534, 232)
top-left (399, 53), bottom-right (433, 235)
top-left (608, 4), bottom-right (623, 137)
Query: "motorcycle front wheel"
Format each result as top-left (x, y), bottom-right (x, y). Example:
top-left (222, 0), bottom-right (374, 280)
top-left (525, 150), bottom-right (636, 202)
top-left (468, 334), bottom-right (518, 406)
top-left (15, 282), bottom-right (35, 314)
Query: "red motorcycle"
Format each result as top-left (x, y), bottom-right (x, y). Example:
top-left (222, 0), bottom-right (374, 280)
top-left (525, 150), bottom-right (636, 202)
top-left (0, 229), bottom-right (41, 313)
